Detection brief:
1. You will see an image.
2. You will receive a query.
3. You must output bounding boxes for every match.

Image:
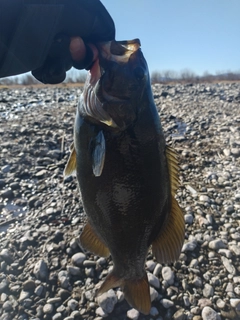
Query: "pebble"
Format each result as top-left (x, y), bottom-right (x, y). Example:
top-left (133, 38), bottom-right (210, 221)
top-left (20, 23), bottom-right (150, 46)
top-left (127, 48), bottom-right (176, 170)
top-left (230, 298), bottom-right (240, 311)
top-left (182, 239), bottom-right (197, 252)
top-left (150, 287), bottom-right (159, 302)
top-left (162, 266), bottom-right (174, 285)
top-left (43, 303), bottom-right (54, 314)
top-left (71, 252), bottom-right (86, 266)
top-left (172, 308), bottom-right (186, 320)
top-left (161, 298), bottom-right (174, 308)
top-left (33, 259), bottom-right (48, 280)
top-left (58, 270), bottom-right (70, 289)
top-left (208, 239), bottom-right (227, 250)
top-left (147, 272), bottom-right (160, 288)
top-left (67, 299), bottom-right (79, 310)
top-left (97, 289), bottom-right (117, 314)
top-left (150, 306), bottom-right (159, 316)
top-left (127, 308), bottom-right (140, 320)
top-left (221, 256), bottom-right (236, 274)
top-left (203, 284), bottom-right (214, 298)
top-left (201, 306), bottom-right (221, 320)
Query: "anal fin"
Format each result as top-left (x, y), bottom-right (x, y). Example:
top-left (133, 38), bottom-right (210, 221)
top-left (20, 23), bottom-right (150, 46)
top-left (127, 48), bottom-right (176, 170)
top-left (80, 222), bottom-right (110, 257)
top-left (97, 270), bottom-right (151, 315)
top-left (152, 196), bottom-right (185, 264)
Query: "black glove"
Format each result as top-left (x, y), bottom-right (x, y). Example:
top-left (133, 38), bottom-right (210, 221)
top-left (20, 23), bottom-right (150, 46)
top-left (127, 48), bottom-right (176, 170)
top-left (0, 0), bottom-right (115, 83)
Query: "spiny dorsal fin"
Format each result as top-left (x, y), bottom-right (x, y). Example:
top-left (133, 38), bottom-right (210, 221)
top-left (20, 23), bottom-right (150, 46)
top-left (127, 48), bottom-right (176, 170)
top-left (152, 196), bottom-right (185, 264)
top-left (97, 271), bottom-right (151, 315)
top-left (80, 222), bottom-right (110, 258)
top-left (64, 143), bottom-right (76, 177)
top-left (166, 145), bottom-right (180, 196)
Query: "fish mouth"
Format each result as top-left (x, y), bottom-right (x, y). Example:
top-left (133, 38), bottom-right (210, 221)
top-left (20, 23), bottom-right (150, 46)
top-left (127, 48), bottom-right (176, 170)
top-left (80, 39), bottom-right (144, 129)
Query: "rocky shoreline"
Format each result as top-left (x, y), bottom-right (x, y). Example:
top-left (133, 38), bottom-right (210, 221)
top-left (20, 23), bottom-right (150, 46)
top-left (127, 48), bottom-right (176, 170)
top-left (0, 82), bottom-right (240, 320)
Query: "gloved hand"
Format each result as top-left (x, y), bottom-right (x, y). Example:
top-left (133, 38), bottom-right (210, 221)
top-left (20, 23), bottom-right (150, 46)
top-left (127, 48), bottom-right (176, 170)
top-left (0, 0), bottom-right (115, 83)
top-left (31, 35), bottom-right (98, 84)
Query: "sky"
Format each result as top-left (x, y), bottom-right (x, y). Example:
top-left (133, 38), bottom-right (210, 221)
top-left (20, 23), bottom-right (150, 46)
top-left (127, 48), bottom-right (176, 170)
top-left (101, 0), bottom-right (240, 76)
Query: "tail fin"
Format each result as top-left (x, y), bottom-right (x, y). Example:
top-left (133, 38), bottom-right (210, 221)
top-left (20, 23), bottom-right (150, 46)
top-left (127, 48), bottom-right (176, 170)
top-left (97, 270), bottom-right (151, 315)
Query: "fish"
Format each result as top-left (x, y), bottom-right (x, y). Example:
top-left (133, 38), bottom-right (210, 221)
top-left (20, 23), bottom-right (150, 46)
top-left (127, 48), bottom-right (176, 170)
top-left (64, 38), bottom-right (185, 315)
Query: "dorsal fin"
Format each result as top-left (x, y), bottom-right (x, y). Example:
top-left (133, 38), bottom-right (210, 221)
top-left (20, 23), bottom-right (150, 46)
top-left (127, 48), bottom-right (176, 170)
top-left (166, 145), bottom-right (180, 196)
top-left (152, 196), bottom-right (185, 264)
top-left (152, 145), bottom-right (184, 264)
top-left (64, 143), bottom-right (76, 177)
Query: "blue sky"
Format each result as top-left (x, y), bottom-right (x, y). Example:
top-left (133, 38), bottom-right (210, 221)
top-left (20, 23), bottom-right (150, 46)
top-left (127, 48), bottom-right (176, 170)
top-left (101, 0), bottom-right (240, 76)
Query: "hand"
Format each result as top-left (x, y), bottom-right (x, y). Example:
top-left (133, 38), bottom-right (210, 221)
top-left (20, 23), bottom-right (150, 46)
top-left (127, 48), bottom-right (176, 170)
top-left (70, 37), bottom-right (98, 68)
top-left (32, 36), bottom-right (98, 84)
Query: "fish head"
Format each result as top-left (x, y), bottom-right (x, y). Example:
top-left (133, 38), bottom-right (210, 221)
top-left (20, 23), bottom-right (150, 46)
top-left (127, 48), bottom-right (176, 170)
top-left (81, 39), bottom-right (150, 130)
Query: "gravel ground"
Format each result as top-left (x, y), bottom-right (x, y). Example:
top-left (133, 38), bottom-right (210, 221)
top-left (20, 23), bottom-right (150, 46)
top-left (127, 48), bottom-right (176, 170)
top-left (0, 82), bottom-right (240, 320)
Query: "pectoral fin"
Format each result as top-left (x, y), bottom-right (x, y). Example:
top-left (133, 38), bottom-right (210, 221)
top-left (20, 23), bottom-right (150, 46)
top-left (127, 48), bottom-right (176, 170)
top-left (152, 196), bottom-right (185, 264)
top-left (92, 130), bottom-right (106, 177)
top-left (80, 222), bottom-right (110, 257)
top-left (64, 143), bottom-right (76, 177)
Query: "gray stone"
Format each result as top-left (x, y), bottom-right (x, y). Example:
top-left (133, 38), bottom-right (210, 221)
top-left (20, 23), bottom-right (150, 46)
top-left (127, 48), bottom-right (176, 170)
top-left (43, 303), bottom-right (54, 314)
top-left (199, 195), bottom-right (210, 203)
top-left (18, 290), bottom-right (30, 302)
top-left (2, 301), bottom-right (12, 311)
top-left (230, 298), bottom-right (240, 311)
top-left (67, 265), bottom-right (81, 276)
top-left (162, 266), bottom-right (174, 285)
top-left (58, 270), bottom-right (70, 289)
top-left (203, 284), bottom-right (214, 297)
top-left (33, 259), bottom-right (48, 280)
top-left (97, 289), bottom-right (117, 314)
top-left (216, 299), bottom-right (225, 309)
top-left (221, 256), bottom-right (236, 274)
top-left (182, 239), bottom-right (197, 252)
top-left (2, 165), bottom-right (11, 173)
top-left (71, 252), bottom-right (86, 266)
top-left (35, 285), bottom-right (44, 296)
top-left (172, 308), bottom-right (186, 320)
top-left (127, 308), bottom-right (140, 320)
top-left (153, 263), bottom-right (162, 276)
top-left (147, 272), bottom-right (160, 288)
top-left (96, 307), bottom-right (108, 317)
top-left (160, 298), bottom-right (174, 308)
top-left (0, 249), bottom-right (12, 264)
top-left (52, 313), bottom-right (63, 320)
top-left (201, 306), bottom-right (221, 320)
top-left (208, 239), bottom-right (227, 250)
top-left (67, 299), bottom-right (79, 311)
top-left (150, 287), bottom-right (158, 302)
top-left (185, 214), bottom-right (194, 224)
top-left (146, 260), bottom-right (156, 272)
top-left (150, 306), bottom-right (159, 316)
top-left (229, 244), bottom-right (240, 256)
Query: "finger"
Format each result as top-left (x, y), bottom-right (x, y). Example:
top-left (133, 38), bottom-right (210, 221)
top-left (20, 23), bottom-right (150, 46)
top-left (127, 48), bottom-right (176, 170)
top-left (70, 37), bottom-right (86, 61)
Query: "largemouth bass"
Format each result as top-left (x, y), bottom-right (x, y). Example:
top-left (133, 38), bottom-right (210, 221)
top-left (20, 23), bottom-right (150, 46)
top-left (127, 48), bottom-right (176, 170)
top-left (65, 39), bottom-right (185, 314)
